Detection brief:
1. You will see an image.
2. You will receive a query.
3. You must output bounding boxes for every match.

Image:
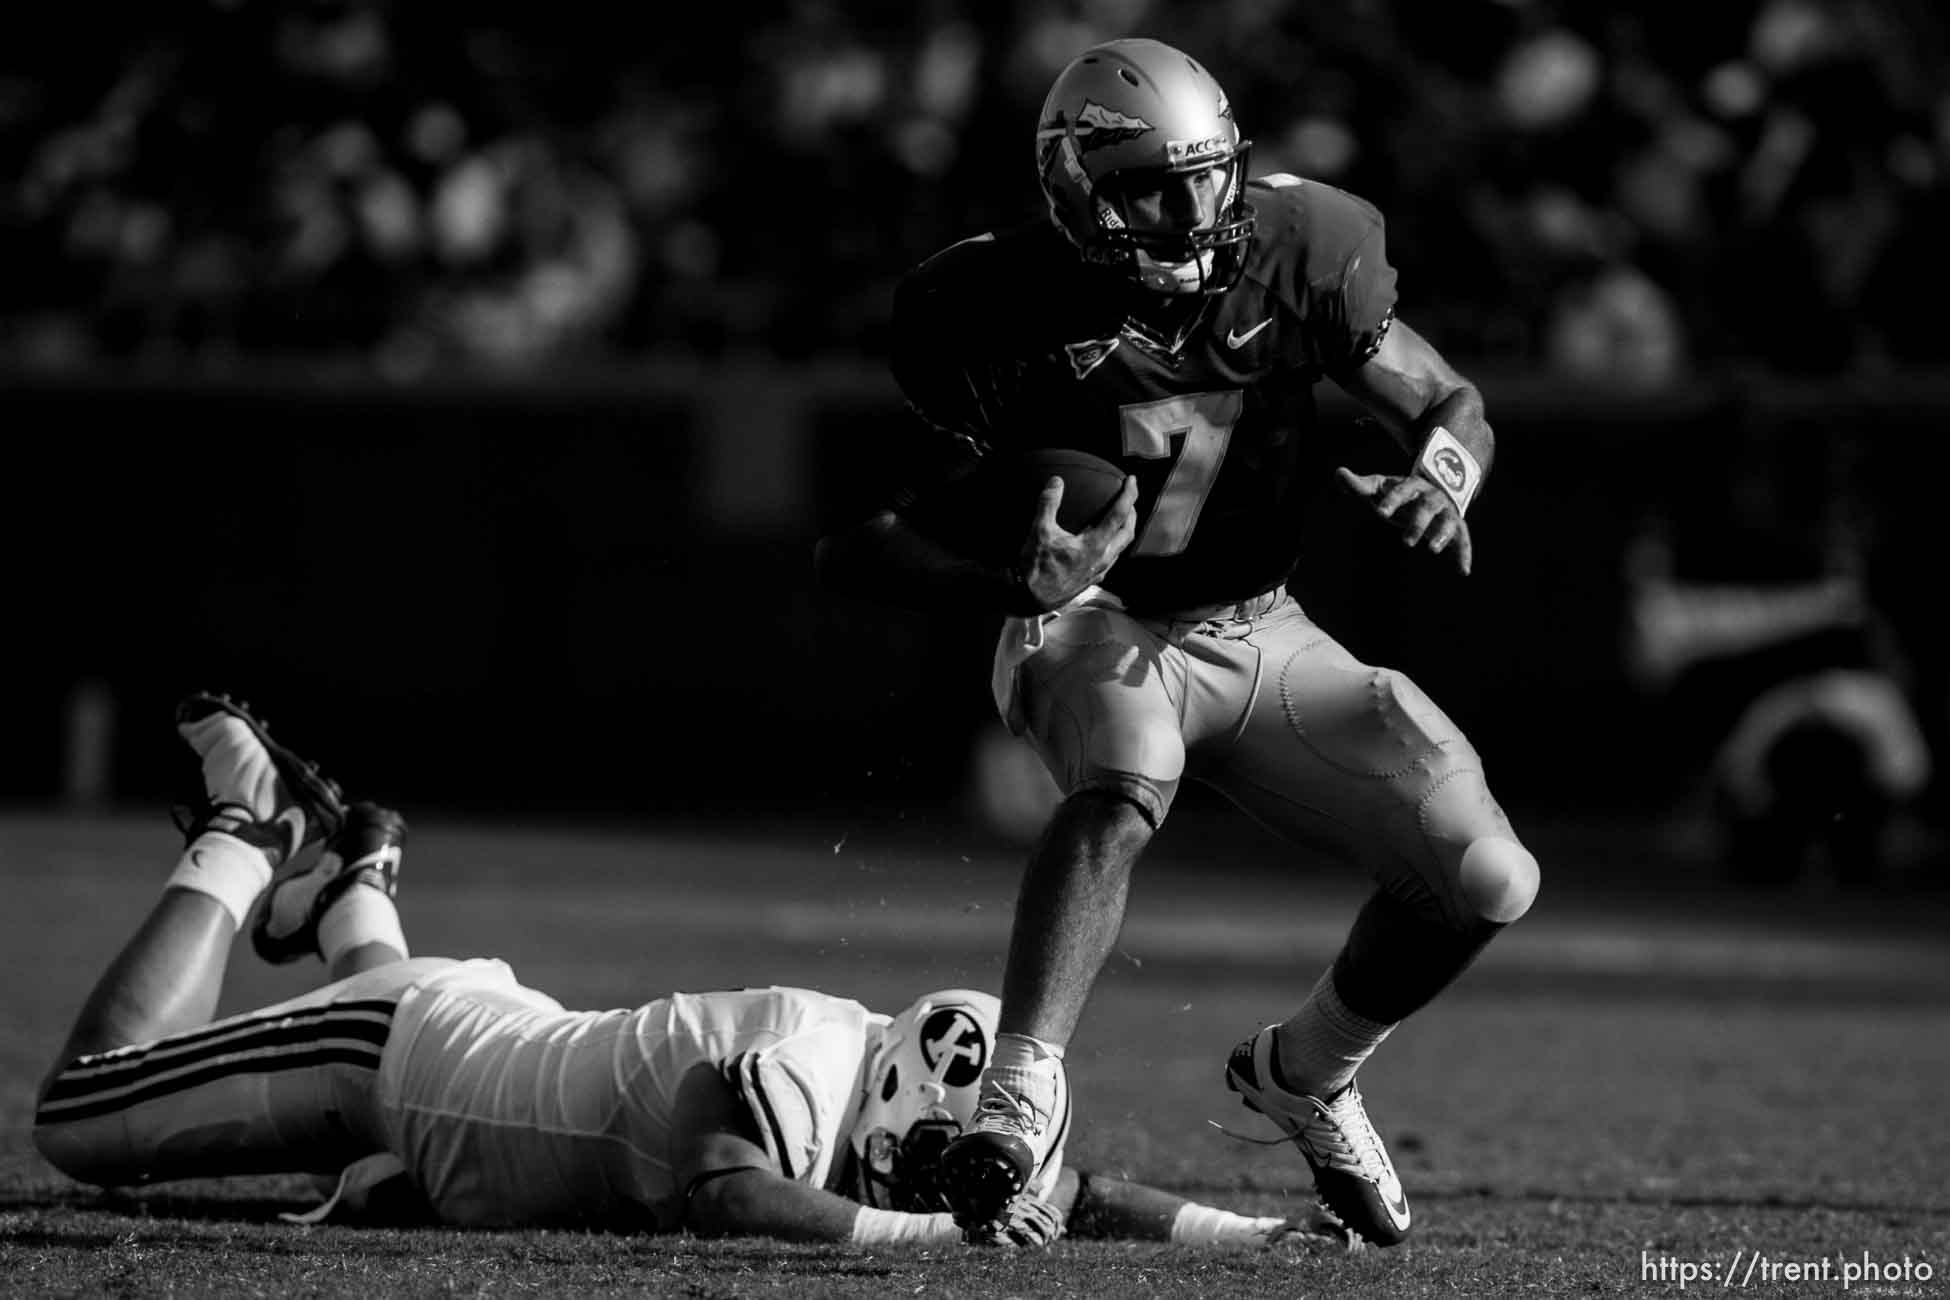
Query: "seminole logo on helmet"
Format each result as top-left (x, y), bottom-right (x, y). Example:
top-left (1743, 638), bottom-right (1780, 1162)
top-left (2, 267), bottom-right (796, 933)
top-left (1070, 99), bottom-right (1154, 150)
top-left (919, 1007), bottom-right (988, 1086)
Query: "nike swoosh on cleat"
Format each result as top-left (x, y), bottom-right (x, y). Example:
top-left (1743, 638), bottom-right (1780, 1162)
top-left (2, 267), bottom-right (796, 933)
top-left (1225, 317), bottom-right (1273, 348)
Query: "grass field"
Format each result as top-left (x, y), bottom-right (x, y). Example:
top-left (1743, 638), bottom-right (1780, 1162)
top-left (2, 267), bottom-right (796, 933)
top-left (1, 807), bottom-right (1946, 1298)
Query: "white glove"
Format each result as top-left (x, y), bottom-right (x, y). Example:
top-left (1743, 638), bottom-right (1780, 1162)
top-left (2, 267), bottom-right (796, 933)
top-left (963, 1193), bottom-right (1066, 1248)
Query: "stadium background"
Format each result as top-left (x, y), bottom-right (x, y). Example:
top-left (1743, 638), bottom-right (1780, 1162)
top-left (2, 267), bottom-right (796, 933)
top-left (3, 0), bottom-right (1948, 871)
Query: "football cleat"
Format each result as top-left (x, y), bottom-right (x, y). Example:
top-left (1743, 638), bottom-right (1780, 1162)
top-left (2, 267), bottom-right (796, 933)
top-left (1224, 1028), bottom-right (1411, 1246)
top-left (937, 1063), bottom-right (1066, 1241)
top-left (172, 692), bottom-right (345, 870)
top-left (936, 1129), bottom-right (1036, 1240)
top-left (252, 801), bottom-right (406, 965)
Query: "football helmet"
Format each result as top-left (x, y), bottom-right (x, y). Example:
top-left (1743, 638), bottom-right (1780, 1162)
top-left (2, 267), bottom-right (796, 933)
top-left (848, 988), bottom-right (1000, 1211)
top-left (1035, 38), bottom-right (1255, 294)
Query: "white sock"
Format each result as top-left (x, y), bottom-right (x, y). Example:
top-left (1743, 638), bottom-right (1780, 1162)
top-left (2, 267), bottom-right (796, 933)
top-left (166, 831), bottom-right (274, 929)
top-left (316, 884), bottom-right (408, 967)
top-left (983, 1032), bottom-right (1066, 1132)
top-left (1273, 968), bottom-right (1395, 1098)
top-left (992, 1031), bottom-right (1065, 1064)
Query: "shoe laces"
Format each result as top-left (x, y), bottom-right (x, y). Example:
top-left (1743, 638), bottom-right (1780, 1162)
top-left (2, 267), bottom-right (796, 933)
top-left (971, 1079), bottom-right (1049, 1140)
top-left (1213, 1081), bottom-right (1392, 1182)
top-left (1298, 1087), bottom-right (1390, 1180)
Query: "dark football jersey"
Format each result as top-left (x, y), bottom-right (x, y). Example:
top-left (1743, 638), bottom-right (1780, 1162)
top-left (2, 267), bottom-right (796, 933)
top-left (888, 177), bottom-right (1398, 615)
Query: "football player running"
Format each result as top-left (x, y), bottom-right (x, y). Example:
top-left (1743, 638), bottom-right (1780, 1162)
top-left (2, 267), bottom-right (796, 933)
top-left (816, 38), bottom-right (1541, 1246)
top-left (33, 693), bottom-right (1348, 1250)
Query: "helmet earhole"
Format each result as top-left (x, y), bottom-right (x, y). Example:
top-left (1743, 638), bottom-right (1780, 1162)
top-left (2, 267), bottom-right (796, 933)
top-left (880, 1066), bottom-right (900, 1102)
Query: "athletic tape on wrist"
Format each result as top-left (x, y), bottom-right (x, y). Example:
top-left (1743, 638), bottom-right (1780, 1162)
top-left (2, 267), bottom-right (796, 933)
top-left (850, 1205), bottom-right (961, 1244)
top-left (1415, 426), bottom-right (1482, 516)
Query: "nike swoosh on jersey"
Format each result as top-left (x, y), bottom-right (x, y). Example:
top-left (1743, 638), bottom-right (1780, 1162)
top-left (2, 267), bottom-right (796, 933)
top-left (1225, 317), bottom-right (1273, 348)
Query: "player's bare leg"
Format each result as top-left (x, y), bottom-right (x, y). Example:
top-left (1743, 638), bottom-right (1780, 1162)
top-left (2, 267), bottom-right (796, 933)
top-left (39, 693), bottom-right (345, 1102)
top-left (1296, 862), bottom-right (1535, 1081)
top-left (45, 890), bottom-right (239, 1083)
top-left (939, 789), bottom-right (1151, 1234)
top-left (1000, 790), bottom-right (1149, 1043)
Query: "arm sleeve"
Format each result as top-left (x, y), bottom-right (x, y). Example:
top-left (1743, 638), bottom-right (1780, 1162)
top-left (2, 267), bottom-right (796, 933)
top-left (1313, 198), bottom-right (1398, 375)
top-left (1260, 181), bottom-right (1400, 375)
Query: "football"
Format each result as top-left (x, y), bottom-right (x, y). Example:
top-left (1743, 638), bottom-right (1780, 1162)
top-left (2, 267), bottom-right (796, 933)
top-left (904, 447), bottom-right (1130, 565)
top-left (995, 448), bottom-right (1130, 535)
top-left (935, 448), bottom-right (1128, 564)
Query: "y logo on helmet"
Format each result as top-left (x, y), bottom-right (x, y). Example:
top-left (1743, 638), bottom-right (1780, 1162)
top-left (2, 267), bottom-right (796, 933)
top-left (919, 1008), bottom-right (988, 1087)
top-left (1071, 100), bottom-right (1154, 150)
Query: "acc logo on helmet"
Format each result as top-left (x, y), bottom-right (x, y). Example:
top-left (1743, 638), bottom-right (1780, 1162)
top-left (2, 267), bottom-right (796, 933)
top-left (1165, 136), bottom-right (1227, 164)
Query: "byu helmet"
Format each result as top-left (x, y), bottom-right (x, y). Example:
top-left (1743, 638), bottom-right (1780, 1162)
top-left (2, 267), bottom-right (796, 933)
top-left (848, 988), bottom-right (999, 1210)
top-left (1035, 38), bottom-right (1255, 294)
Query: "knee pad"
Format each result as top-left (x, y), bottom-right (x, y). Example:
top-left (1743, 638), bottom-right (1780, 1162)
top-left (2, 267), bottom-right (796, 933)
top-left (1457, 836), bottom-right (1539, 924)
top-left (1064, 715), bottom-right (1182, 828)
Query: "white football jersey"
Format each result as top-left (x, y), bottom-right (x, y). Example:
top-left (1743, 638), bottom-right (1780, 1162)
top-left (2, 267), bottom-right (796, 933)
top-left (374, 959), bottom-right (878, 1228)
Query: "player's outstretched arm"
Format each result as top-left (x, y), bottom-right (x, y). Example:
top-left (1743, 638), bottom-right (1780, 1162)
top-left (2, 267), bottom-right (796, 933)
top-left (684, 1154), bottom-right (1054, 1247)
top-left (670, 1063), bottom-right (1058, 1246)
top-left (1053, 1167), bottom-right (1357, 1250)
top-left (1331, 318), bottom-right (1492, 576)
top-left (671, 1063), bottom-right (942, 1243)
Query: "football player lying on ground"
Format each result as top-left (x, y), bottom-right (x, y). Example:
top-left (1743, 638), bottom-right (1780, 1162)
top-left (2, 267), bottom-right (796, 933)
top-left (33, 694), bottom-right (1353, 1250)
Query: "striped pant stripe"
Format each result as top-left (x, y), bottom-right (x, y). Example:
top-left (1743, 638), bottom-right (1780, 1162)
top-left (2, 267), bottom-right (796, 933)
top-left (38, 1000), bottom-right (395, 1125)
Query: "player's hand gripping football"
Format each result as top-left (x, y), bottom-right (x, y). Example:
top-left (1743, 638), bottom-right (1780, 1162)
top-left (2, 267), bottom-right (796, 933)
top-left (1017, 474), bottom-right (1139, 611)
top-left (1334, 467), bottom-right (1473, 576)
top-left (962, 1191), bottom-right (1066, 1248)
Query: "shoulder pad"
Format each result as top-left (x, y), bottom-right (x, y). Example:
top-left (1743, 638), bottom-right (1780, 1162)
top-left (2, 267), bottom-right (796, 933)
top-left (725, 1049), bottom-right (823, 1183)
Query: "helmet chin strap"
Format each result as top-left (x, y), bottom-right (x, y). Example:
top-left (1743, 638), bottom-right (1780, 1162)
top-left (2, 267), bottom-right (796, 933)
top-left (1133, 245), bottom-right (1217, 294)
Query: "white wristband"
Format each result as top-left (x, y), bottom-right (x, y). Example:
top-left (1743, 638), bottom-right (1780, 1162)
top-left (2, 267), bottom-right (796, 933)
top-left (1169, 1201), bottom-right (1289, 1245)
top-left (1415, 426), bottom-right (1482, 516)
top-left (849, 1205), bottom-right (961, 1245)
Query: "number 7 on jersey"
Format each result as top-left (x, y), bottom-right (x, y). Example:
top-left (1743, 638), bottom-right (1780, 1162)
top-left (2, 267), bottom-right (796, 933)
top-left (1119, 390), bottom-right (1242, 557)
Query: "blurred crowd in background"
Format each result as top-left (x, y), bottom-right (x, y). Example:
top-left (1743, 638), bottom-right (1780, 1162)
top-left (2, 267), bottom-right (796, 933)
top-left (5, 0), bottom-right (1947, 383)
top-left (5, 0), bottom-right (1947, 888)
